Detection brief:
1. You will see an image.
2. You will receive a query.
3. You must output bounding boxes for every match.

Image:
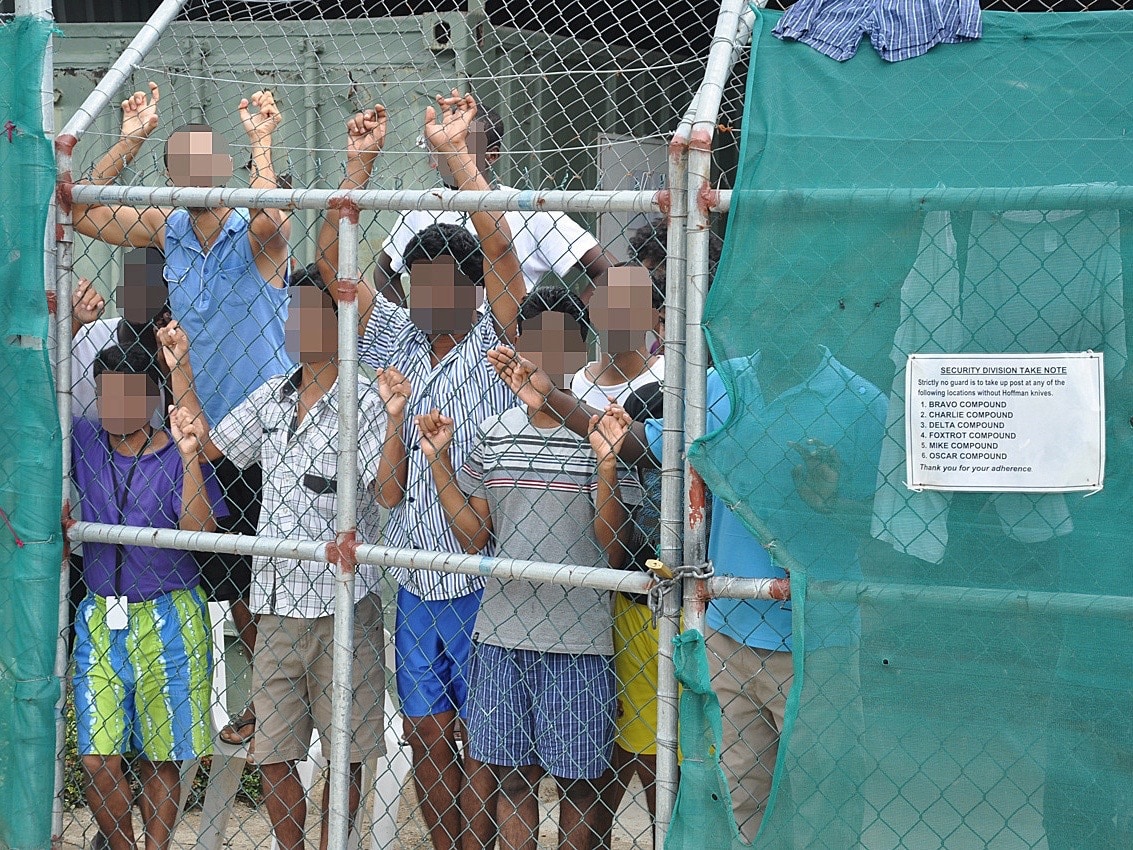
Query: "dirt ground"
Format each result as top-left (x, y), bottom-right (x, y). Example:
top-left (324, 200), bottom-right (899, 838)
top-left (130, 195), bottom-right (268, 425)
top-left (60, 770), bottom-right (654, 850)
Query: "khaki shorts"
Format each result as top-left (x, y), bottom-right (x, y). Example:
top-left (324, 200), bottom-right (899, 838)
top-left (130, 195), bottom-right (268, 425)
top-left (252, 593), bottom-right (387, 766)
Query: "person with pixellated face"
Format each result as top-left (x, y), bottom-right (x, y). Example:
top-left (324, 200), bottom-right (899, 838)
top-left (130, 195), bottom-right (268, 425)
top-left (415, 293), bottom-right (639, 850)
top-left (373, 99), bottom-right (614, 306)
top-left (72, 83), bottom-right (297, 747)
top-left (316, 94), bottom-right (527, 850)
top-left (71, 337), bottom-right (226, 850)
top-left (177, 271), bottom-right (406, 850)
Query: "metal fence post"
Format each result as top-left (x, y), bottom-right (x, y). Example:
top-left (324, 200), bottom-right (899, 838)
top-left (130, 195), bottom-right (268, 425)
top-left (52, 3), bottom-right (187, 842)
top-left (329, 207), bottom-right (362, 850)
top-left (684, 0), bottom-right (745, 633)
top-left (653, 108), bottom-right (691, 846)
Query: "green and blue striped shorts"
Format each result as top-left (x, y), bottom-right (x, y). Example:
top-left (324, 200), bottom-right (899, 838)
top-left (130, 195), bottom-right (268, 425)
top-left (73, 587), bottom-right (213, 761)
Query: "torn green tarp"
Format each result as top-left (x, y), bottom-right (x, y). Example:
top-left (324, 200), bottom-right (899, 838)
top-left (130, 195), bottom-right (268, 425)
top-left (0, 16), bottom-right (63, 850)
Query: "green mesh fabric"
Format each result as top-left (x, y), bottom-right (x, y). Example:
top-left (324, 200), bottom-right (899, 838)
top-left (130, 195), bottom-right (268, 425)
top-left (665, 629), bottom-right (741, 850)
top-left (678, 10), bottom-right (1133, 849)
top-left (0, 17), bottom-right (62, 850)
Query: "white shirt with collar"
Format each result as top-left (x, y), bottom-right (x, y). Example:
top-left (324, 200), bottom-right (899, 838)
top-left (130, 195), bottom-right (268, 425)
top-left (380, 188), bottom-right (600, 293)
top-left (211, 367), bottom-right (387, 618)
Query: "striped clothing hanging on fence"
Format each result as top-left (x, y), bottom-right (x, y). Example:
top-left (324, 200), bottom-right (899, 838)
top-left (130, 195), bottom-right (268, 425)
top-left (773, 0), bottom-right (982, 62)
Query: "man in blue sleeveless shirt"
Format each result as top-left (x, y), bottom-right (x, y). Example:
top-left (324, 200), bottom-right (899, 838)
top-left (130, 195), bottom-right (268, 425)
top-left (73, 83), bottom-right (294, 745)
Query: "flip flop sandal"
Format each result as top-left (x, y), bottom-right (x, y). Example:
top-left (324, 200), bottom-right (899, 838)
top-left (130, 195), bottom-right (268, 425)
top-left (219, 710), bottom-right (256, 746)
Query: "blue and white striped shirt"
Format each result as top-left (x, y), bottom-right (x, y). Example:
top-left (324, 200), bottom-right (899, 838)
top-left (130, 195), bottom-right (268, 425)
top-left (359, 296), bottom-right (520, 600)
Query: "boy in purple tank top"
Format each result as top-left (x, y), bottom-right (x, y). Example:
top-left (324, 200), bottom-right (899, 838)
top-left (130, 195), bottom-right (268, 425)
top-left (72, 337), bottom-right (227, 850)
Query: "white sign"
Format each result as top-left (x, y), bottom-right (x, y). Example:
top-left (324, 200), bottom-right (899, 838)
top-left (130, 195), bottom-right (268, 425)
top-left (905, 352), bottom-right (1105, 492)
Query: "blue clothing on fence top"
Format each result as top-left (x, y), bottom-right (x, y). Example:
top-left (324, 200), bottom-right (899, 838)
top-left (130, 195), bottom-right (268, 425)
top-left (773, 0), bottom-right (981, 62)
top-left (164, 207), bottom-right (293, 426)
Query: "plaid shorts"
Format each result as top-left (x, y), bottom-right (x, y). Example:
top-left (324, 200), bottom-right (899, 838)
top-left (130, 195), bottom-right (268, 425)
top-left (465, 642), bottom-right (615, 780)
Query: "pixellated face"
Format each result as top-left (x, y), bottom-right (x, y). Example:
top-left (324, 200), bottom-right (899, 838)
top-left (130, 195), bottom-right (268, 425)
top-left (285, 286), bottom-right (338, 361)
top-left (408, 256), bottom-right (481, 335)
top-left (96, 372), bottom-right (161, 436)
top-left (520, 311), bottom-right (589, 388)
top-left (589, 266), bottom-right (657, 355)
top-left (166, 129), bottom-right (234, 188)
top-left (118, 248), bottom-right (169, 325)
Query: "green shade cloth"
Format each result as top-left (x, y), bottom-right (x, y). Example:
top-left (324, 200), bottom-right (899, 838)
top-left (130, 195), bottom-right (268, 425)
top-left (665, 628), bottom-right (743, 850)
top-left (0, 16), bottom-right (63, 850)
top-left (674, 9), bottom-right (1133, 849)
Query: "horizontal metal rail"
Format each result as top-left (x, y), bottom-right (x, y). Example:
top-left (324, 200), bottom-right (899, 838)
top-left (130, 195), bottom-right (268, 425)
top-left (72, 523), bottom-right (1131, 614)
top-left (73, 182), bottom-right (1133, 218)
top-left (807, 578), bottom-right (1133, 619)
top-left (734, 183), bottom-right (1133, 212)
top-left (70, 521), bottom-right (657, 595)
top-left (71, 521), bottom-right (327, 561)
top-left (706, 576), bottom-right (791, 600)
top-left (67, 185), bottom-right (667, 214)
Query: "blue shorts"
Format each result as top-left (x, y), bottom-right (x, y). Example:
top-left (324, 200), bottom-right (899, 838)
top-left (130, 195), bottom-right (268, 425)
top-left (394, 587), bottom-right (482, 718)
top-left (465, 643), bottom-right (615, 780)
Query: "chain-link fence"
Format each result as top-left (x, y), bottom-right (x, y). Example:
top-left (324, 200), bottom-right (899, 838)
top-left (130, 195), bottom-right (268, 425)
top-left (44, 0), bottom-right (746, 848)
top-left (9, 0), bottom-right (1129, 848)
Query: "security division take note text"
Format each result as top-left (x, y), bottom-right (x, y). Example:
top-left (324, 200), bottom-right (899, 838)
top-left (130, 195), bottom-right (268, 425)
top-left (905, 353), bottom-right (1104, 492)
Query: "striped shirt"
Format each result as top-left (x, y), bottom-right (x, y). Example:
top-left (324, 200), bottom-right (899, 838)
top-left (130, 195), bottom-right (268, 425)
top-left (359, 295), bottom-right (519, 600)
top-left (211, 368), bottom-right (387, 618)
top-left (457, 407), bottom-right (641, 654)
top-left (772, 0), bottom-right (981, 63)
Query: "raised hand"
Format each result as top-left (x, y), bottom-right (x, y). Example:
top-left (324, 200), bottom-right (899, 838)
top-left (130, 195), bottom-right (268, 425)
top-left (588, 405), bottom-right (632, 465)
top-left (156, 319), bottom-right (190, 375)
top-left (415, 409), bottom-right (455, 460)
top-left (376, 366), bottom-right (412, 419)
top-left (170, 404), bottom-right (206, 457)
top-left (240, 90), bottom-right (282, 145)
top-left (486, 345), bottom-right (552, 409)
top-left (346, 105), bottom-right (388, 162)
top-left (120, 82), bottom-right (159, 140)
top-left (422, 90), bottom-right (477, 155)
top-left (789, 438), bottom-right (841, 514)
top-left (71, 277), bottom-right (105, 326)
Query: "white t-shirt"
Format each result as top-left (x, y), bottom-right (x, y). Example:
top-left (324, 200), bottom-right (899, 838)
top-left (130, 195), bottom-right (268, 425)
top-left (381, 188), bottom-right (600, 293)
top-left (72, 318), bottom-right (122, 421)
top-left (570, 356), bottom-right (666, 410)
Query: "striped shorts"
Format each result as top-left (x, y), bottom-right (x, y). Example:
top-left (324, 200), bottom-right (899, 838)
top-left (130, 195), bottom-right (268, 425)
top-left (465, 642), bottom-right (615, 780)
top-left (73, 587), bottom-right (213, 761)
